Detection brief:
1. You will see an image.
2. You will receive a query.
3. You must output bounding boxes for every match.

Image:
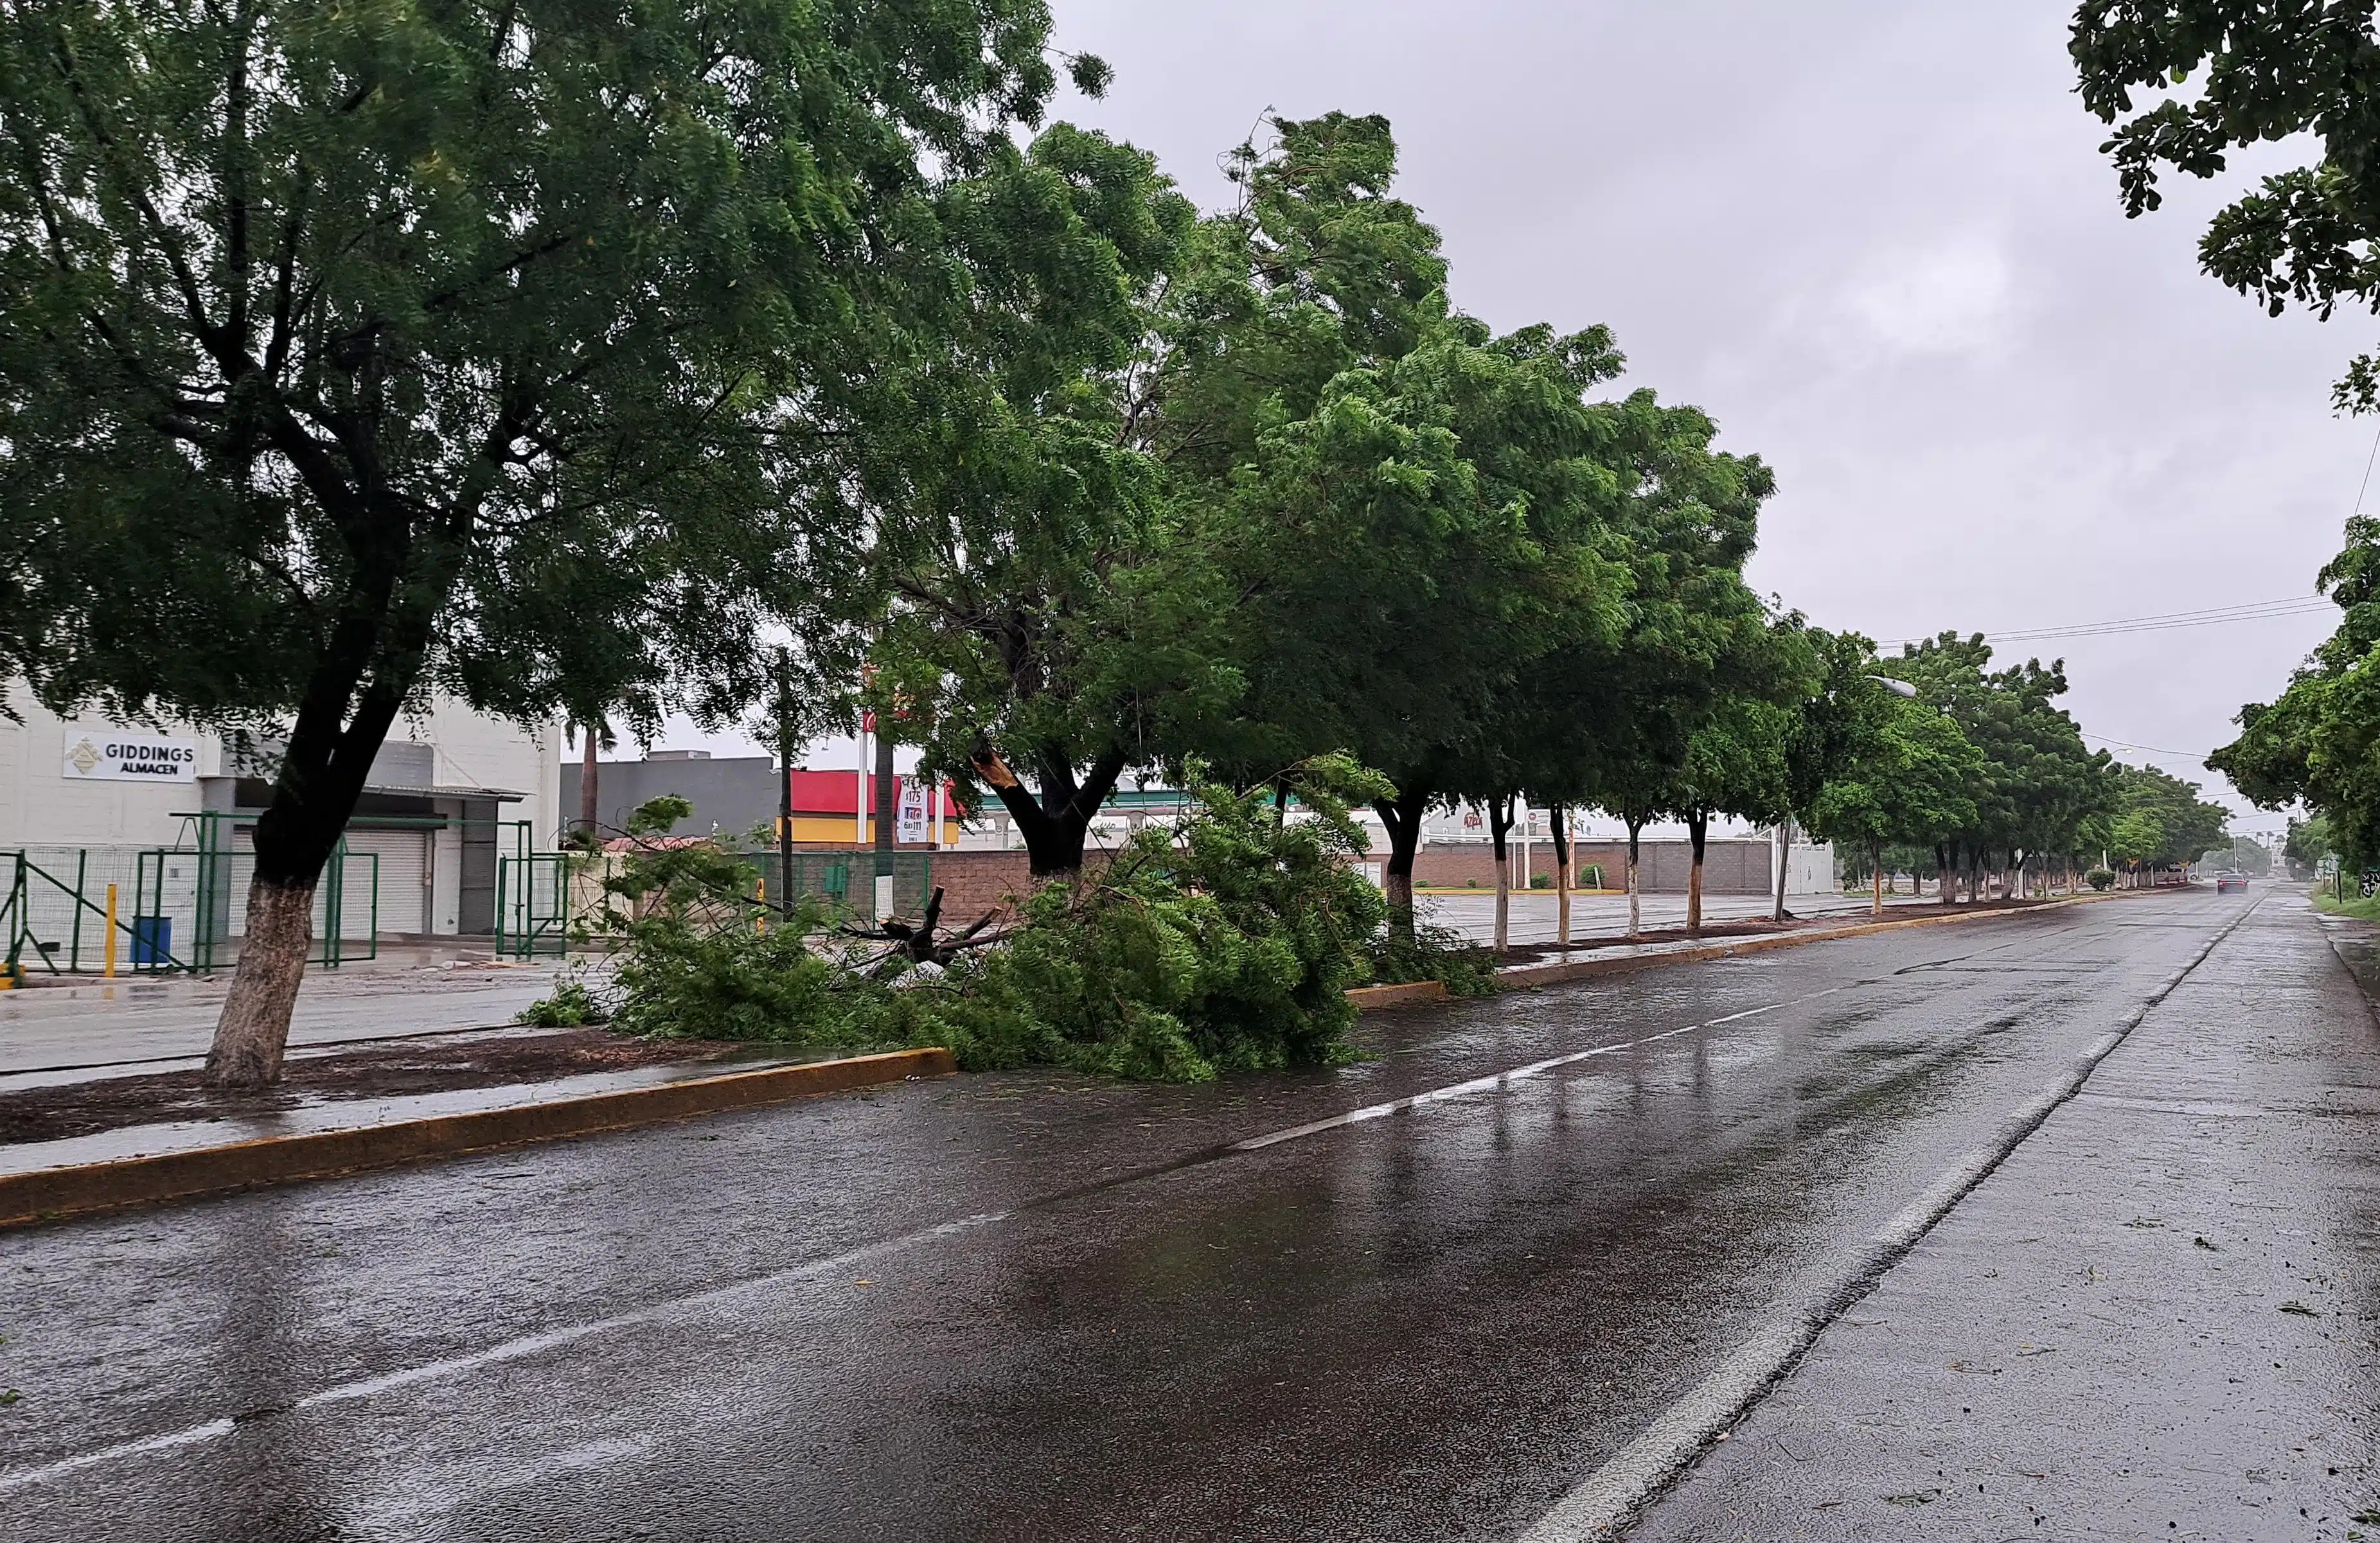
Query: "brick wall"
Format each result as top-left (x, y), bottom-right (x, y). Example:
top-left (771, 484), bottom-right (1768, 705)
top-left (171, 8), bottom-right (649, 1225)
top-left (1408, 838), bottom-right (1773, 895)
top-left (925, 849), bottom-right (1038, 922)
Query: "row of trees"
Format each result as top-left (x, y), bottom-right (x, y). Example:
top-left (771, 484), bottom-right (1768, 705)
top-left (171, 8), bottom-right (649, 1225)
top-left (2071, 4), bottom-right (2380, 871)
top-left (0, 4), bottom-right (2213, 1087)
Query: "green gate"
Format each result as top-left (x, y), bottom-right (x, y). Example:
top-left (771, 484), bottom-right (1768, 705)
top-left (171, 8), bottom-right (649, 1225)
top-left (495, 851), bottom-right (578, 958)
top-left (3, 849), bottom-right (190, 978)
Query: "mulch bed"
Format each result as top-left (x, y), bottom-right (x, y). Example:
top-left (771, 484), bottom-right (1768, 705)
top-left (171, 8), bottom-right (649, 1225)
top-left (0, 1030), bottom-right (760, 1147)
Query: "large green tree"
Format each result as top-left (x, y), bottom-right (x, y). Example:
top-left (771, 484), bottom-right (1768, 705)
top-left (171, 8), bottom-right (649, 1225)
top-left (2074, 4), bottom-right (2380, 869)
top-left (1205, 318), bottom-right (1634, 933)
top-left (0, 0), bottom-right (1094, 1084)
top-left (1803, 680), bottom-right (1984, 916)
top-left (842, 126), bottom-right (1209, 878)
top-left (2210, 517), bottom-right (2380, 865)
top-left (1892, 634), bottom-right (2114, 903)
top-left (2074, 1), bottom-right (2380, 411)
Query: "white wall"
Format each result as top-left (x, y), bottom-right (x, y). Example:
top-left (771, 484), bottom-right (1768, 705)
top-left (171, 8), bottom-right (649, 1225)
top-left (0, 683), bottom-right (225, 849)
top-left (414, 699), bottom-right (565, 847)
top-left (0, 684), bottom-right (563, 853)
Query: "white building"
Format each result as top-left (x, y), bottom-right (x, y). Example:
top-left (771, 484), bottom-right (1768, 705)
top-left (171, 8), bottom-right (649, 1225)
top-left (1, 683), bottom-right (563, 940)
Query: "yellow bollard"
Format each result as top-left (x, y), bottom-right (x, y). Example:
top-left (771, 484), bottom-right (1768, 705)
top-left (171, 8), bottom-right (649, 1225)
top-left (105, 882), bottom-right (119, 978)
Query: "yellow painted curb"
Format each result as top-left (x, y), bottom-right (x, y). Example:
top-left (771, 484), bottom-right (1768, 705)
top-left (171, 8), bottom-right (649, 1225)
top-left (0, 1046), bottom-right (955, 1228)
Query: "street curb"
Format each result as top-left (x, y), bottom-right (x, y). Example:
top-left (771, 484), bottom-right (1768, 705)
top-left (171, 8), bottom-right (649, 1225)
top-left (1484, 887), bottom-right (2178, 994)
top-left (1344, 980), bottom-right (1450, 1009)
top-left (0, 1046), bottom-right (955, 1229)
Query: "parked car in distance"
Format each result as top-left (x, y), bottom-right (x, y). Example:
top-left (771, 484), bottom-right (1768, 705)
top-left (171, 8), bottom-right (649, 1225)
top-left (2216, 871), bottom-right (2248, 894)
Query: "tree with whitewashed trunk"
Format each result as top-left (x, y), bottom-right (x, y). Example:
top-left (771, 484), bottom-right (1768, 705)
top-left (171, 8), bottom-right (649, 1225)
top-left (0, 0), bottom-right (1098, 1086)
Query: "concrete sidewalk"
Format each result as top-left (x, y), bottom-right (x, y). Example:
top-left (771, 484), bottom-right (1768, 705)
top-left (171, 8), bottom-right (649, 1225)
top-left (1624, 890), bottom-right (2380, 1540)
top-left (0, 949), bottom-right (580, 1075)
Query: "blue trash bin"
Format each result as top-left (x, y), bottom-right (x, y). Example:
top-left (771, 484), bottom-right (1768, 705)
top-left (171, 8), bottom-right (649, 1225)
top-left (131, 915), bottom-right (171, 965)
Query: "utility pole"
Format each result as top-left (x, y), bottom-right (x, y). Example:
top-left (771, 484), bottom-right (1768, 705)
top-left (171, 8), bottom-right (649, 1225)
top-left (874, 722), bottom-right (897, 921)
top-left (578, 718), bottom-right (599, 836)
top-left (774, 649), bottom-right (797, 920)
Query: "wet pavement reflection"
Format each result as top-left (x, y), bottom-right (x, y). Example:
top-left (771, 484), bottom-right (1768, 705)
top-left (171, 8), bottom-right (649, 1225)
top-left (0, 890), bottom-right (2305, 1542)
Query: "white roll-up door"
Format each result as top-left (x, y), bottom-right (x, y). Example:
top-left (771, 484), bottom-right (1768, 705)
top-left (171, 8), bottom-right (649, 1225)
top-left (341, 828), bottom-right (429, 936)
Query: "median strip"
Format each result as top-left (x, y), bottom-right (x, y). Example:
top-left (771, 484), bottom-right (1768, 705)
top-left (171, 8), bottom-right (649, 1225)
top-left (0, 1046), bottom-right (954, 1228)
top-left (1477, 888), bottom-right (2169, 996)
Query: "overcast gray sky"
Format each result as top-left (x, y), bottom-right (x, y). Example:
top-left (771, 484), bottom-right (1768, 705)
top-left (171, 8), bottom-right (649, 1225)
top-left (684, 1), bottom-right (2367, 833)
top-left (1033, 0), bottom-right (2366, 831)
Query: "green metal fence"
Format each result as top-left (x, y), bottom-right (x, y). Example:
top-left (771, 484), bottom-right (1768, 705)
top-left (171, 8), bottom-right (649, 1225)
top-left (3, 847), bottom-right (191, 977)
top-left (496, 851), bottom-right (578, 959)
top-left (760, 851), bottom-right (934, 920)
top-left (2, 839), bottom-right (379, 976)
top-left (489, 847), bottom-right (941, 961)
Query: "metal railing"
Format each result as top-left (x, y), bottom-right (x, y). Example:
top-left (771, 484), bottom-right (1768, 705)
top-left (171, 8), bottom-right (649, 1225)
top-left (1, 840), bottom-right (379, 976)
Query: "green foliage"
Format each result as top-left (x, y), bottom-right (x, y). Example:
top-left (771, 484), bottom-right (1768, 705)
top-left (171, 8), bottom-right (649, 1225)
top-left (2086, 867), bottom-right (2117, 892)
top-left (2285, 815), bottom-right (2336, 873)
top-left (0, 0), bottom-right (1099, 1077)
top-left (1367, 919), bottom-right (1500, 997)
top-left (845, 125), bottom-right (1209, 876)
top-left (607, 921), bottom-right (863, 1045)
top-left (2099, 763), bottom-right (2230, 869)
top-left (589, 798), bottom-right (880, 1046)
top-left (2212, 518), bottom-right (2380, 867)
top-left (2072, 3), bottom-right (2380, 410)
top-left (516, 980), bottom-right (599, 1029)
top-left (0, 0), bottom-right (1082, 749)
top-left (1890, 633), bottom-right (2114, 864)
top-left (1805, 666), bottom-right (1985, 858)
top-left (912, 766), bottom-right (1392, 1079)
top-left (595, 765), bottom-right (1407, 1080)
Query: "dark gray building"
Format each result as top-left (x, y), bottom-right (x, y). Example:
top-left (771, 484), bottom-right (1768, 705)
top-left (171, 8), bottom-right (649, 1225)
top-left (561, 751), bottom-right (780, 843)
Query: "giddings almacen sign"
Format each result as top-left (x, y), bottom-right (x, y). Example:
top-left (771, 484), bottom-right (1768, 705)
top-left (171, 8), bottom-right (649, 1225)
top-left (60, 730), bottom-right (199, 782)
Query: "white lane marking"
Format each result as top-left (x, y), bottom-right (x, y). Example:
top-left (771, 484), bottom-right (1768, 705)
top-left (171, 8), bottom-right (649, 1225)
top-left (1516, 897), bottom-right (2262, 1543)
top-left (0, 1418), bottom-right (236, 1494)
top-left (0, 915), bottom-right (2090, 1496)
top-left (0, 1212), bottom-right (1008, 1497)
top-left (1233, 1003), bottom-right (1805, 1152)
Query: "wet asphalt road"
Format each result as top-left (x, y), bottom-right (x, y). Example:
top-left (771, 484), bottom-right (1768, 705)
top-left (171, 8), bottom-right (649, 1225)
top-left (0, 888), bottom-right (2314, 1541)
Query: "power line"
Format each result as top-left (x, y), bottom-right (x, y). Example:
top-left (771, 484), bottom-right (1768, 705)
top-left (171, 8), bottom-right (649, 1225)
top-left (1879, 594), bottom-right (2331, 651)
top-left (2084, 732), bottom-right (2212, 761)
top-left (2354, 414), bottom-right (2380, 524)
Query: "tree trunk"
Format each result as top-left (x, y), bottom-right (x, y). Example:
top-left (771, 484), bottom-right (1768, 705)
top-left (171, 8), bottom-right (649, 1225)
top-left (1374, 784), bottom-right (1433, 946)
top-left (206, 657), bottom-right (413, 1088)
top-left (970, 743), bottom-right (1128, 879)
top-left (1626, 816), bottom-right (1644, 939)
top-left (206, 878), bottom-right (315, 1087)
top-left (1772, 812), bottom-right (1795, 922)
top-left (578, 723), bottom-right (599, 834)
top-left (1937, 843), bottom-right (1953, 905)
top-left (1489, 795), bottom-right (1513, 953)
top-left (1686, 809), bottom-right (1708, 935)
top-left (1550, 804), bottom-right (1572, 947)
top-left (1872, 834), bottom-right (1885, 917)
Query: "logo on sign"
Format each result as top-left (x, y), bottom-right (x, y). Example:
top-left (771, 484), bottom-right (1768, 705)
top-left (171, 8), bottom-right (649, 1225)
top-left (61, 730), bottom-right (199, 782)
top-left (896, 780), bottom-right (931, 844)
